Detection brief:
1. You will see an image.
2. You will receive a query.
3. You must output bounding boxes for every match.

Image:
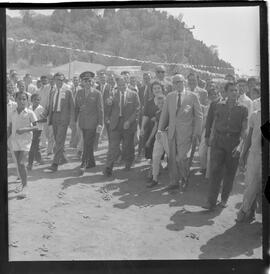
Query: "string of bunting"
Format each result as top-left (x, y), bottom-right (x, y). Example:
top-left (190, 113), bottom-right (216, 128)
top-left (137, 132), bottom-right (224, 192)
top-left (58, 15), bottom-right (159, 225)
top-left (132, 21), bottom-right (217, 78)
top-left (7, 37), bottom-right (233, 77)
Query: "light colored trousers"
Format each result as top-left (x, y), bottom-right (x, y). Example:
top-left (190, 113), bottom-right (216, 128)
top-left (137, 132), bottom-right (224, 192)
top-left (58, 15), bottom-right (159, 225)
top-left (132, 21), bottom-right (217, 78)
top-left (152, 131), bottom-right (169, 179)
top-left (7, 136), bottom-right (19, 178)
top-left (41, 123), bottom-right (54, 154)
top-left (240, 150), bottom-right (262, 213)
top-left (198, 129), bottom-right (208, 170)
top-left (168, 134), bottom-right (192, 185)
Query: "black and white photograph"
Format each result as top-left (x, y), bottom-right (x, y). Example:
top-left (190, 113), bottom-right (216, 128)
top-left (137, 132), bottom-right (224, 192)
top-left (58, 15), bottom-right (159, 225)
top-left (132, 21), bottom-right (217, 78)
top-left (5, 4), bottom-right (265, 261)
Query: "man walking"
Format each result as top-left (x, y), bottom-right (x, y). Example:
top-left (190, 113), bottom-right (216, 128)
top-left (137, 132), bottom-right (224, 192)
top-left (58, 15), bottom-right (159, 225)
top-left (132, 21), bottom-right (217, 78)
top-left (158, 74), bottom-right (203, 190)
top-left (154, 65), bottom-right (173, 95)
top-left (75, 71), bottom-right (103, 172)
top-left (41, 72), bottom-right (75, 172)
top-left (203, 82), bottom-right (248, 210)
top-left (103, 76), bottom-right (140, 176)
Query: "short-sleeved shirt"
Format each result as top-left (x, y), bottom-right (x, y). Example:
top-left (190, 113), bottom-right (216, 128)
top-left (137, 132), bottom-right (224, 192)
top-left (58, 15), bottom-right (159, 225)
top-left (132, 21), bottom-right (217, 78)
top-left (249, 110), bottom-right (261, 153)
top-left (10, 108), bottom-right (37, 151)
top-left (29, 104), bottom-right (45, 131)
top-left (213, 100), bottom-right (248, 136)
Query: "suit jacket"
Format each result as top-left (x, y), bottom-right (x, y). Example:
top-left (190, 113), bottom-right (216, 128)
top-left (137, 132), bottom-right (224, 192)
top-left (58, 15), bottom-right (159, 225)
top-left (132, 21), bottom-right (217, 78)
top-left (75, 87), bottom-right (104, 130)
top-left (97, 83), bottom-right (113, 122)
top-left (158, 90), bottom-right (203, 143)
top-left (42, 83), bottom-right (74, 126)
top-left (108, 88), bottom-right (140, 132)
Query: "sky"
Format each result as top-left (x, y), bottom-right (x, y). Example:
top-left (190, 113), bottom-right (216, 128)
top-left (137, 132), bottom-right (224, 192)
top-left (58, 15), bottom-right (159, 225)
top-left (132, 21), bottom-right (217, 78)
top-left (6, 5), bottom-right (261, 76)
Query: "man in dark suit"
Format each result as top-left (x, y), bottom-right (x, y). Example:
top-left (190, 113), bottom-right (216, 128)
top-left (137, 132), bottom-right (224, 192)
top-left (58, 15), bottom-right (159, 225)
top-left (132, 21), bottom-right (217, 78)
top-left (41, 72), bottom-right (75, 172)
top-left (75, 71), bottom-right (104, 172)
top-left (103, 76), bottom-right (140, 176)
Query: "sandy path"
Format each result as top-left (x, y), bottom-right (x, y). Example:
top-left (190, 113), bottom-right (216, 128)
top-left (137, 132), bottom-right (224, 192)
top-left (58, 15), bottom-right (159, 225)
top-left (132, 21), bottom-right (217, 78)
top-left (8, 133), bottom-right (262, 260)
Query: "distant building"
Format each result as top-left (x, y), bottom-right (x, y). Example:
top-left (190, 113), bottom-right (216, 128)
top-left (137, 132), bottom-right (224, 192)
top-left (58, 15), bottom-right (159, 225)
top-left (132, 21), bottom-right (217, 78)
top-left (50, 60), bottom-right (106, 79)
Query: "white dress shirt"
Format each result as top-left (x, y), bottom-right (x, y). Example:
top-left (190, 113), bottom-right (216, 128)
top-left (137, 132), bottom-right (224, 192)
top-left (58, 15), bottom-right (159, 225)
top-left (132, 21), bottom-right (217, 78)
top-left (238, 93), bottom-right (253, 119)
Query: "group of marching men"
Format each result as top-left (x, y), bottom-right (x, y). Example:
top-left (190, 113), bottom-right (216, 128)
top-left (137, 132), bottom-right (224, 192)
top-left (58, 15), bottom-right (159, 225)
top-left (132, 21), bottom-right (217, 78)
top-left (7, 66), bottom-right (262, 223)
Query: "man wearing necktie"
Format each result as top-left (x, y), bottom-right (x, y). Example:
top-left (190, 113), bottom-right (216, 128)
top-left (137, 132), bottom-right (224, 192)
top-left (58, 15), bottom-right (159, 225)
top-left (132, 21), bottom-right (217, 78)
top-left (103, 76), bottom-right (140, 176)
top-left (40, 72), bottom-right (75, 172)
top-left (75, 71), bottom-right (103, 172)
top-left (158, 74), bottom-right (203, 191)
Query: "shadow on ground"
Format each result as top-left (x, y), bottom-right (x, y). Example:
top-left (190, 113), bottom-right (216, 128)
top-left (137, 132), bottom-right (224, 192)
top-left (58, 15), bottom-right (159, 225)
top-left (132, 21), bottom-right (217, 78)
top-left (199, 222), bottom-right (262, 259)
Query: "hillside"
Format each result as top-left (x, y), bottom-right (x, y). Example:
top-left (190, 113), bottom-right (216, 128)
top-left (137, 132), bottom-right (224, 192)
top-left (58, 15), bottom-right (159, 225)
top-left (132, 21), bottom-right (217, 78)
top-left (6, 9), bottom-right (234, 75)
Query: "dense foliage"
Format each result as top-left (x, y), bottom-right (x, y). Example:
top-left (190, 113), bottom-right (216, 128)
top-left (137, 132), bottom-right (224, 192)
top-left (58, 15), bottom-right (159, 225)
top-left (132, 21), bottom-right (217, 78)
top-left (7, 8), bottom-right (233, 75)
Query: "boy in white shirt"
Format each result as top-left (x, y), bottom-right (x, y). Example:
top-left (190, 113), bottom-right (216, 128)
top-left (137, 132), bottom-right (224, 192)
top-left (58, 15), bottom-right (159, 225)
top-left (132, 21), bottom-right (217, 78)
top-left (8, 91), bottom-right (38, 198)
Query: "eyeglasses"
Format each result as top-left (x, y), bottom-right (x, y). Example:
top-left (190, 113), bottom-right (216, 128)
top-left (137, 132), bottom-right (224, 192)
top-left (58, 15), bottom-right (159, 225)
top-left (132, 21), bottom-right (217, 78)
top-left (157, 71), bottom-right (165, 74)
top-left (173, 81), bottom-right (183, 84)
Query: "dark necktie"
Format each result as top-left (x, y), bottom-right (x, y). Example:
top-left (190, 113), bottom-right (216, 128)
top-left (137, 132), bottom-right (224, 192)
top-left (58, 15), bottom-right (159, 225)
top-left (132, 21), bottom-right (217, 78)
top-left (177, 92), bottom-right (181, 111)
top-left (120, 92), bottom-right (125, 117)
top-left (54, 89), bottom-right (60, 112)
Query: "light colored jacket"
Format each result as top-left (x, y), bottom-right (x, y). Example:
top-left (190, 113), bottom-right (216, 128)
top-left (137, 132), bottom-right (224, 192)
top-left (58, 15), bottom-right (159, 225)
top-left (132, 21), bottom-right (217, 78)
top-left (158, 90), bottom-right (203, 142)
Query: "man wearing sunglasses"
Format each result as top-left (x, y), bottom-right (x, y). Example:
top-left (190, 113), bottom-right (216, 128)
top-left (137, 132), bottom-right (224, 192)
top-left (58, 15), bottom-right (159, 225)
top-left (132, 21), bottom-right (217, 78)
top-left (41, 72), bottom-right (75, 172)
top-left (74, 71), bottom-right (104, 173)
top-left (154, 65), bottom-right (173, 95)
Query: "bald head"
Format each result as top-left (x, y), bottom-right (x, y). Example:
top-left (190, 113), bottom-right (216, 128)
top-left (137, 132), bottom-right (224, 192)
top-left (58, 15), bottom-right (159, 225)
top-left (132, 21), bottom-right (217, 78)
top-left (155, 65), bottom-right (166, 81)
top-left (172, 74), bottom-right (185, 93)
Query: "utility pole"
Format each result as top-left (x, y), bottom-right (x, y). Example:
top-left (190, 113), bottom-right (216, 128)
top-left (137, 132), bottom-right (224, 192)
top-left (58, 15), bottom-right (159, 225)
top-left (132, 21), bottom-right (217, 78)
top-left (181, 25), bottom-right (195, 63)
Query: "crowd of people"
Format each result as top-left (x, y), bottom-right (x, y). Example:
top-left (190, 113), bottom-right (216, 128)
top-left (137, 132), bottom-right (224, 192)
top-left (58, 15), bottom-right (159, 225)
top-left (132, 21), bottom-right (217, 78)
top-left (7, 65), bottom-right (262, 224)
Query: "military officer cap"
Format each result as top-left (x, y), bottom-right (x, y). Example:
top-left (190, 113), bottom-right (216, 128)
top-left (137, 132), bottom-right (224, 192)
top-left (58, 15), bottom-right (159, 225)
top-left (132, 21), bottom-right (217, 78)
top-left (80, 71), bottom-right (95, 80)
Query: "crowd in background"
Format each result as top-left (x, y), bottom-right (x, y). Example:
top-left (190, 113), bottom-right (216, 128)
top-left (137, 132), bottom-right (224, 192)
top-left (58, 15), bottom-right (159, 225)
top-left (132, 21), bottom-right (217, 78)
top-left (6, 66), bottom-right (262, 224)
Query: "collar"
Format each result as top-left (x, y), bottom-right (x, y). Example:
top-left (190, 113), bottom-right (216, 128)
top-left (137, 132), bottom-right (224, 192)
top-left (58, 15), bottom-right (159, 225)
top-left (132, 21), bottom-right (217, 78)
top-left (17, 107), bottom-right (28, 114)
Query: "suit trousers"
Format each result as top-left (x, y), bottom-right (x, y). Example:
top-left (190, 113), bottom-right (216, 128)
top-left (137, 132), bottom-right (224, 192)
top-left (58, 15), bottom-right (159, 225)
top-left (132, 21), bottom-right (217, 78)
top-left (207, 134), bottom-right (240, 206)
top-left (52, 113), bottom-right (68, 165)
top-left (28, 130), bottom-right (42, 165)
top-left (168, 134), bottom-right (192, 185)
top-left (106, 119), bottom-right (135, 169)
top-left (81, 128), bottom-right (96, 167)
top-left (69, 121), bottom-right (79, 147)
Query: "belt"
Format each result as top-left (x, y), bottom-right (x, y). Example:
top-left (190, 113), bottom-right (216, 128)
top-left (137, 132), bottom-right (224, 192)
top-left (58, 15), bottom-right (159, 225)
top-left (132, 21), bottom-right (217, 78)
top-left (216, 130), bottom-right (240, 138)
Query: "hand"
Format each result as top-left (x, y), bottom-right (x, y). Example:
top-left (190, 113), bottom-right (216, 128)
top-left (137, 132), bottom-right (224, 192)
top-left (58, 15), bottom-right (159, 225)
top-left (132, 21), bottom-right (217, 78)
top-left (205, 137), bottom-right (210, 147)
top-left (123, 121), bottom-right (130, 130)
top-left (232, 146), bottom-right (241, 158)
top-left (96, 125), bottom-right (103, 134)
top-left (16, 129), bottom-right (26, 135)
top-left (156, 130), bottom-right (162, 142)
top-left (106, 97), bottom-right (113, 105)
top-left (238, 155), bottom-right (246, 170)
top-left (140, 128), bottom-right (145, 136)
top-left (192, 134), bottom-right (199, 144)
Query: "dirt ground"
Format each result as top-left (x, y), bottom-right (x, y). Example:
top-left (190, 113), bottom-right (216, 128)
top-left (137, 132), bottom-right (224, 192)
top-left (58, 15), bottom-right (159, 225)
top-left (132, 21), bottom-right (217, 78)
top-left (8, 130), bottom-right (262, 261)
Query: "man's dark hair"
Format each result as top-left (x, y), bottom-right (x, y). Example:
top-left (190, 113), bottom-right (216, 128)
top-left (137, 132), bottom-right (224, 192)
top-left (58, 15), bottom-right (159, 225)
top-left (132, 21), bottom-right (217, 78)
top-left (247, 77), bottom-right (257, 83)
top-left (237, 78), bottom-right (247, 84)
top-left (187, 72), bottom-right (196, 79)
top-left (15, 91), bottom-right (29, 100)
top-left (31, 93), bottom-right (41, 102)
